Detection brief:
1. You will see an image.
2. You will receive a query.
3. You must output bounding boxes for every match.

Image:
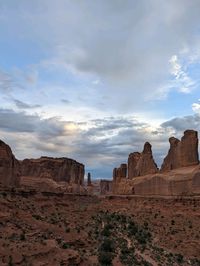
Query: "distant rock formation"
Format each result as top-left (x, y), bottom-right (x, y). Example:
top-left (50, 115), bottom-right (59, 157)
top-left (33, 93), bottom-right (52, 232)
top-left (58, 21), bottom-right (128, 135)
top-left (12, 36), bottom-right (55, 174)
top-left (128, 152), bottom-right (141, 179)
top-left (127, 142), bottom-right (158, 179)
top-left (161, 130), bottom-right (199, 172)
top-left (111, 130), bottom-right (200, 196)
top-left (0, 140), bottom-right (20, 187)
top-left (100, 179), bottom-right (113, 195)
top-left (0, 138), bottom-right (85, 192)
top-left (20, 157), bottom-right (84, 185)
top-left (87, 172), bottom-right (92, 186)
top-left (135, 142), bottom-right (158, 176)
top-left (112, 164), bottom-right (127, 182)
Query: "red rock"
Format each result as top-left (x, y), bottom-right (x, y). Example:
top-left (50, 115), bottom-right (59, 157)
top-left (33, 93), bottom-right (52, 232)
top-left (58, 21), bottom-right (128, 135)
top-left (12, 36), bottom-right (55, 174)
top-left (113, 168), bottom-right (117, 182)
top-left (20, 157), bottom-right (84, 185)
top-left (87, 172), bottom-right (92, 186)
top-left (112, 163), bottom-right (127, 182)
top-left (0, 140), bottom-right (20, 187)
top-left (100, 179), bottom-right (112, 195)
top-left (161, 130), bottom-right (199, 172)
top-left (135, 142), bottom-right (158, 176)
top-left (128, 152), bottom-right (141, 179)
top-left (128, 142), bottom-right (158, 178)
top-left (180, 130), bottom-right (199, 167)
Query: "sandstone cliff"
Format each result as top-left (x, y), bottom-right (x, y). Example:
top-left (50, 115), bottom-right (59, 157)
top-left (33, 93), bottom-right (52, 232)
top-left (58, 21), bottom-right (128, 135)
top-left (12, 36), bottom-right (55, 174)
top-left (113, 166), bottom-right (200, 196)
top-left (20, 157), bottom-right (84, 185)
top-left (128, 152), bottom-right (141, 179)
top-left (100, 179), bottom-right (113, 195)
top-left (134, 142), bottom-right (158, 177)
top-left (111, 130), bottom-right (200, 196)
top-left (161, 130), bottom-right (199, 172)
top-left (0, 140), bottom-right (20, 187)
top-left (127, 142), bottom-right (158, 179)
top-left (113, 163), bottom-right (127, 182)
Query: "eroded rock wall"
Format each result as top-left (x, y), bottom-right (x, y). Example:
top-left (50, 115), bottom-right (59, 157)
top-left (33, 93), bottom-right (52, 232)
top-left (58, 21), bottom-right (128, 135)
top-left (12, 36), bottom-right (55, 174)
top-left (127, 142), bottom-right (158, 179)
top-left (0, 140), bottom-right (20, 187)
top-left (161, 130), bottom-right (199, 172)
top-left (20, 157), bottom-right (85, 185)
top-left (100, 179), bottom-right (113, 195)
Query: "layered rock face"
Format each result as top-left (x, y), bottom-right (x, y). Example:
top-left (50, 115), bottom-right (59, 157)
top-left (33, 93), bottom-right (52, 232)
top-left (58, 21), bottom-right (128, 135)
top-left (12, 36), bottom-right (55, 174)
top-left (128, 152), bottom-right (141, 179)
top-left (128, 142), bottom-right (158, 179)
top-left (161, 130), bottom-right (199, 172)
top-left (133, 166), bottom-right (200, 196)
top-left (111, 130), bottom-right (200, 196)
top-left (135, 142), bottom-right (158, 176)
top-left (0, 140), bottom-right (20, 187)
top-left (113, 164), bottom-right (127, 182)
top-left (20, 157), bottom-right (84, 185)
top-left (181, 130), bottom-right (199, 167)
top-left (100, 180), bottom-right (113, 195)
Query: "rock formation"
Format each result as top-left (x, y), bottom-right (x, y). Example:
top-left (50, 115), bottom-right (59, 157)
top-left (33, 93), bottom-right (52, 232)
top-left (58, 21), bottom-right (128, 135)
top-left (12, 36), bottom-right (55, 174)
top-left (112, 164), bottom-right (127, 182)
top-left (161, 130), bottom-right (199, 172)
top-left (100, 179), bottom-right (113, 195)
top-left (0, 140), bottom-right (20, 187)
top-left (181, 130), bottom-right (199, 167)
top-left (87, 172), bottom-right (92, 186)
top-left (20, 157), bottom-right (85, 185)
top-left (111, 130), bottom-right (200, 196)
top-left (135, 142), bottom-right (158, 176)
top-left (128, 142), bottom-right (158, 178)
top-left (128, 152), bottom-right (141, 179)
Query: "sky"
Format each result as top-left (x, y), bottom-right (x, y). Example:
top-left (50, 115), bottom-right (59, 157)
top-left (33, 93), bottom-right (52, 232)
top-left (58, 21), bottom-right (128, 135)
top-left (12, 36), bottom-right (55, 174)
top-left (0, 0), bottom-right (200, 179)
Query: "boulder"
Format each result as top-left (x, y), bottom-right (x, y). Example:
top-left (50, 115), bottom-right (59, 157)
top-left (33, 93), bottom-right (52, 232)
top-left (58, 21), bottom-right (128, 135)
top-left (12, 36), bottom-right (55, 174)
top-left (0, 140), bottom-right (20, 187)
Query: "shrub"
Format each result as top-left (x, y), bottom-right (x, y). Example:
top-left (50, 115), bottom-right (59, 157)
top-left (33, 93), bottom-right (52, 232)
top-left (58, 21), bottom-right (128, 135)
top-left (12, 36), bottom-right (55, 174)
top-left (20, 232), bottom-right (26, 241)
top-left (176, 254), bottom-right (184, 264)
top-left (98, 251), bottom-right (113, 265)
top-left (100, 238), bottom-right (115, 253)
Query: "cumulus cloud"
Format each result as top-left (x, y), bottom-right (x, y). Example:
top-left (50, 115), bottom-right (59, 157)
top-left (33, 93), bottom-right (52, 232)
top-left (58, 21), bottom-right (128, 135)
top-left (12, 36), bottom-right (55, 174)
top-left (192, 100), bottom-right (200, 114)
top-left (161, 114), bottom-right (200, 134)
top-left (0, 1), bottom-right (200, 178)
top-left (1, 0), bottom-right (200, 111)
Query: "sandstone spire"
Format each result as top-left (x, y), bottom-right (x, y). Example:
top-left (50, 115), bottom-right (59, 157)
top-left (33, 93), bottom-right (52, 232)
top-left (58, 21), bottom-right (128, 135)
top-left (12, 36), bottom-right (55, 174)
top-left (161, 130), bottom-right (199, 172)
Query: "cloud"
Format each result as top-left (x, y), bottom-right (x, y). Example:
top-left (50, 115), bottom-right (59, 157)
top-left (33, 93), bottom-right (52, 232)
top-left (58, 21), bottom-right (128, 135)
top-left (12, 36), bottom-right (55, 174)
top-left (0, 108), bottom-right (171, 178)
top-left (1, 108), bottom-right (198, 179)
top-left (1, 1), bottom-right (200, 178)
top-left (13, 99), bottom-right (41, 109)
top-left (192, 100), bottom-right (200, 114)
top-left (61, 99), bottom-right (71, 104)
top-left (1, 0), bottom-right (200, 111)
top-left (161, 114), bottom-right (200, 133)
top-left (169, 54), bottom-right (195, 94)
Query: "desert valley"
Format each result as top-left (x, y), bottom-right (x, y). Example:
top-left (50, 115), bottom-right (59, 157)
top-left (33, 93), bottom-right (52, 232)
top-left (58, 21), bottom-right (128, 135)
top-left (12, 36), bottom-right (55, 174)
top-left (1, 1), bottom-right (200, 266)
top-left (0, 130), bottom-right (200, 266)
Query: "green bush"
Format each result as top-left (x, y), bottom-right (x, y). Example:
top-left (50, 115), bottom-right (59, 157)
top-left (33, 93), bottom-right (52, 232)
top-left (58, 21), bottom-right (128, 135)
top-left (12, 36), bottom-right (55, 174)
top-left (100, 238), bottom-right (115, 253)
top-left (98, 251), bottom-right (113, 266)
